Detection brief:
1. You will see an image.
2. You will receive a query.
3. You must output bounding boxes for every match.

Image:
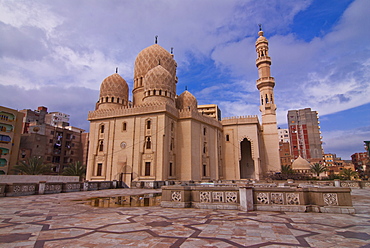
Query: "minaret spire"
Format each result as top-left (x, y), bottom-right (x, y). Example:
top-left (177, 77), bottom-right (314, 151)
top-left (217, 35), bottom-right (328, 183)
top-left (255, 26), bottom-right (280, 173)
top-left (255, 26), bottom-right (275, 116)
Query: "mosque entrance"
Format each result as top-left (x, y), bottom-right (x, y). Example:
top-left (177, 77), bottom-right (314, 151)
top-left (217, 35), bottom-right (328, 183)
top-left (239, 138), bottom-right (254, 179)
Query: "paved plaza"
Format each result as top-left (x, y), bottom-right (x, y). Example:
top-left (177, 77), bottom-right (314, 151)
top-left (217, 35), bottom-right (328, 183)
top-left (0, 188), bottom-right (370, 248)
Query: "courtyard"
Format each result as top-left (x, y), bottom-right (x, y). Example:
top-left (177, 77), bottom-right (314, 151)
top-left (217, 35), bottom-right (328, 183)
top-left (0, 188), bottom-right (369, 247)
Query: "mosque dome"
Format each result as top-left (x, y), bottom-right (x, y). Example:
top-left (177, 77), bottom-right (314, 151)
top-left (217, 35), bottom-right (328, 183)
top-left (144, 65), bottom-right (173, 92)
top-left (97, 73), bottom-right (129, 109)
top-left (134, 44), bottom-right (177, 79)
top-left (291, 156), bottom-right (311, 170)
top-left (176, 90), bottom-right (198, 110)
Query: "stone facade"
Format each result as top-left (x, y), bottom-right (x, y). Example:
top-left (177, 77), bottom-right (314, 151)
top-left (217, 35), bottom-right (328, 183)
top-left (86, 30), bottom-right (281, 186)
top-left (19, 107), bottom-right (85, 173)
top-left (0, 106), bottom-right (24, 174)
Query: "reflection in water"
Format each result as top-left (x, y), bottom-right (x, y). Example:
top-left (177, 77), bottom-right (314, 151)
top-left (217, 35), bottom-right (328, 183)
top-left (87, 193), bottom-right (161, 208)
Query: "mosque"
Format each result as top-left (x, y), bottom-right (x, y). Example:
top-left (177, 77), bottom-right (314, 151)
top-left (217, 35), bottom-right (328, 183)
top-left (86, 29), bottom-right (281, 187)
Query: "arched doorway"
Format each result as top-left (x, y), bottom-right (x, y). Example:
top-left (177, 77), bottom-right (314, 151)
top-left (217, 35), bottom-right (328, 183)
top-left (239, 138), bottom-right (254, 179)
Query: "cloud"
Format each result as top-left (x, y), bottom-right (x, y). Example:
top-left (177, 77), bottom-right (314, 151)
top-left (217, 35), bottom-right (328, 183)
top-left (0, 0), bottom-right (369, 159)
top-left (323, 126), bottom-right (370, 159)
top-left (0, 84), bottom-right (97, 130)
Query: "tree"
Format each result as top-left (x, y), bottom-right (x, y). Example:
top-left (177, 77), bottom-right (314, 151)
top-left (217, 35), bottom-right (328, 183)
top-left (281, 165), bottom-right (294, 175)
top-left (12, 156), bottom-right (51, 175)
top-left (62, 161), bottom-right (86, 181)
top-left (340, 168), bottom-right (358, 180)
top-left (310, 163), bottom-right (328, 177)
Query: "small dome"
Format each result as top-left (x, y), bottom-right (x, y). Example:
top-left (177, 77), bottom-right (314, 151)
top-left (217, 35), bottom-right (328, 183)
top-left (176, 90), bottom-right (198, 110)
top-left (256, 30), bottom-right (268, 45)
top-left (144, 65), bottom-right (173, 92)
top-left (292, 156), bottom-right (311, 170)
top-left (134, 44), bottom-right (176, 79)
top-left (98, 73), bottom-right (129, 108)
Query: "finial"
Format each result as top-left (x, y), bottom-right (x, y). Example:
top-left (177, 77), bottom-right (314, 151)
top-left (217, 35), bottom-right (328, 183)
top-left (171, 47), bottom-right (174, 54)
top-left (155, 35), bottom-right (158, 44)
top-left (185, 86), bottom-right (188, 91)
top-left (258, 24), bottom-right (262, 31)
top-left (116, 67), bottom-right (118, 73)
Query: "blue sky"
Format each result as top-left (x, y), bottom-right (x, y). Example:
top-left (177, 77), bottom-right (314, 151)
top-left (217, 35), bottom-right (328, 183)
top-left (0, 0), bottom-right (369, 159)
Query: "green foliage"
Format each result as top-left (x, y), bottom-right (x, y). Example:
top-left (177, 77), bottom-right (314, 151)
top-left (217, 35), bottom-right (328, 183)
top-left (12, 156), bottom-right (51, 175)
top-left (62, 161), bottom-right (86, 181)
top-left (310, 163), bottom-right (328, 177)
top-left (281, 164), bottom-right (294, 175)
top-left (339, 168), bottom-right (358, 180)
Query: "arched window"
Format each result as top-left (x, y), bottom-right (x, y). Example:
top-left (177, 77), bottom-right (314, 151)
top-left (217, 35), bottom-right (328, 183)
top-left (97, 163), bottom-right (103, 176)
top-left (146, 137), bottom-right (151, 149)
top-left (145, 162), bottom-right (151, 176)
top-left (122, 122), bottom-right (127, 131)
top-left (99, 140), bottom-right (104, 151)
top-left (100, 125), bottom-right (104, 133)
top-left (169, 162), bottom-right (173, 177)
top-left (203, 164), bottom-right (207, 177)
top-left (226, 134), bottom-right (229, 142)
top-left (146, 120), bottom-right (151, 129)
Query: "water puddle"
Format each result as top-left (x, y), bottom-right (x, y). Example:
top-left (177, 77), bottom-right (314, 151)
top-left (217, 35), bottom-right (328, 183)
top-left (85, 193), bottom-right (161, 208)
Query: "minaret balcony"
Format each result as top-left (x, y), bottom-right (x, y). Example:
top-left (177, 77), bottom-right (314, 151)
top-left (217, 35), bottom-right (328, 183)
top-left (257, 77), bottom-right (275, 84)
top-left (256, 56), bottom-right (271, 66)
top-left (256, 77), bottom-right (275, 89)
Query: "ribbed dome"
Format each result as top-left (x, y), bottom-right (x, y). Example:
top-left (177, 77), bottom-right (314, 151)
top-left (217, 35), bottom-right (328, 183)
top-left (292, 156), bottom-right (311, 170)
top-left (144, 65), bottom-right (173, 92)
top-left (100, 73), bottom-right (129, 100)
top-left (176, 90), bottom-right (198, 110)
top-left (134, 44), bottom-right (177, 79)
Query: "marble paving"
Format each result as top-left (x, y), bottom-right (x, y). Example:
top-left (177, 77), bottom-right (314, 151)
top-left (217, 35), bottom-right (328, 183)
top-left (0, 188), bottom-right (370, 247)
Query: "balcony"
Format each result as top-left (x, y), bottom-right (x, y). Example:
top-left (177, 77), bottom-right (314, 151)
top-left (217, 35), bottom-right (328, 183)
top-left (0, 158), bottom-right (7, 167)
top-left (0, 135), bottom-right (11, 143)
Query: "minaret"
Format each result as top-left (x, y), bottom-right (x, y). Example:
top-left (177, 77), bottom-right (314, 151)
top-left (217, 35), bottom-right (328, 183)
top-left (255, 26), bottom-right (280, 173)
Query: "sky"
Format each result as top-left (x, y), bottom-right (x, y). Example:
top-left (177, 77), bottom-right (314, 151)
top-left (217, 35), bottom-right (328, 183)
top-left (0, 0), bottom-right (369, 160)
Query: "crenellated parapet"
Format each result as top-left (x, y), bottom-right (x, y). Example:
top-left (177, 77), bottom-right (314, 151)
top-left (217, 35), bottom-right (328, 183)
top-left (88, 101), bottom-right (179, 120)
top-left (179, 108), bottom-right (222, 129)
top-left (221, 115), bottom-right (260, 126)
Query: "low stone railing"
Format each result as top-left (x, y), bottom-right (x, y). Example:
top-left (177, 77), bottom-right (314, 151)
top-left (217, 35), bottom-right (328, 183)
top-left (1, 180), bottom-right (119, 197)
top-left (161, 185), bottom-right (249, 210)
top-left (270, 180), bottom-right (370, 189)
top-left (5, 183), bottom-right (38, 197)
top-left (161, 184), bottom-right (355, 214)
top-left (254, 186), bottom-right (354, 214)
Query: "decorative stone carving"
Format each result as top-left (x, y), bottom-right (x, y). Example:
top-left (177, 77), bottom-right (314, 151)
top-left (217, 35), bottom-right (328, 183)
top-left (341, 182), bottom-right (359, 188)
top-left (323, 193), bottom-right (338, 206)
top-left (212, 192), bottom-right (224, 202)
top-left (14, 186), bottom-right (21, 192)
top-left (171, 191), bottom-right (181, 202)
top-left (256, 192), bottom-right (269, 204)
top-left (225, 192), bottom-right (237, 203)
top-left (271, 193), bottom-right (284, 205)
top-left (29, 185), bottom-right (35, 191)
top-left (365, 182), bottom-right (370, 188)
top-left (22, 185), bottom-right (28, 192)
top-left (286, 193), bottom-right (300, 205)
top-left (200, 191), bottom-right (211, 203)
